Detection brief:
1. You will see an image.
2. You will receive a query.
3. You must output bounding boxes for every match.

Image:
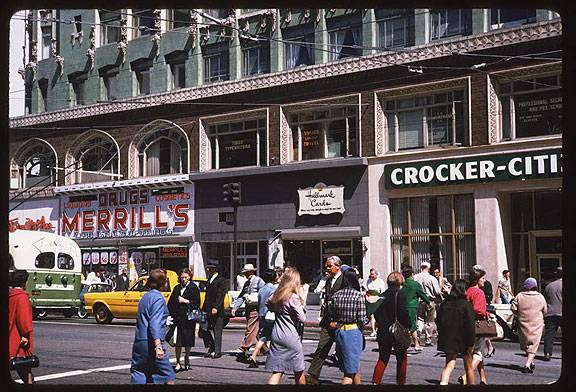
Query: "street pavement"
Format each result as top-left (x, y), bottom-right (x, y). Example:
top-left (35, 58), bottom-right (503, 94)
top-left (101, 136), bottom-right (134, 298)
top-left (10, 310), bottom-right (562, 385)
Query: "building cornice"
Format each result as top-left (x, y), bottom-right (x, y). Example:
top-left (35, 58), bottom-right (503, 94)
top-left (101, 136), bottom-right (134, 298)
top-left (9, 20), bottom-right (561, 128)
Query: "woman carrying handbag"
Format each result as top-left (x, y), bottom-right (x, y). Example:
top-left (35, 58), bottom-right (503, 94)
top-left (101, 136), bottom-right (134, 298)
top-left (9, 270), bottom-right (37, 384)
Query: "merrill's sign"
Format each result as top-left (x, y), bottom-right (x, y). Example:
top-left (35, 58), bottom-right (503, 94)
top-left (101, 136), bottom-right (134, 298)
top-left (385, 148), bottom-right (562, 189)
top-left (298, 183), bottom-right (345, 216)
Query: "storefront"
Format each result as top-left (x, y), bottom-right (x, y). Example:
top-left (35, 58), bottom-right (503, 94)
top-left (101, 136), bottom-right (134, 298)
top-left (193, 158), bottom-right (369, 289)
top-left (55, 177), bottom-right (196, 282)
top-left (380, 147), bottom-right (562, 291)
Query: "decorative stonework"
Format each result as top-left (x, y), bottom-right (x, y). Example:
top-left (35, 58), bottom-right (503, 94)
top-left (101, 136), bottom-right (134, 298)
top-left (17, 45), bottom-right (26, 80)
top-left (199, 26), bottom-right (210, 44)
top-left (151, 9), bottom-right (162, 58)
top-left (279, 108), bottom-right (290, 164)
top-left (284, 9), bottom-right (292, 25)
top-left (487, 75), bottom-right (499, 144)
top-left (260, 9), bottom-right (276, 32)
top-left (27, 40), bottom-right (38, 82)
top-left (86, 25), bottom-right (96, 70)
top-left (117, 18), bottom-right (128, 64)
top-left (303, 9), bottom-right (311, 22)
top-left (187, 11), bottom-right (198, 48)
top-left (220, 9), bottom-right (236, 39)
top-left (198, 121), bottom-right (209, 172)
top-left (238, 17), bottom-right (250, 33)
top-left (10, 20), bottom-right (562, 128)
top-left (378, 76), bottom-right (469, 98)
top-left (374, 93), bottom-right (384, 156)
top-left (50, 38), bottom-right (64, 76)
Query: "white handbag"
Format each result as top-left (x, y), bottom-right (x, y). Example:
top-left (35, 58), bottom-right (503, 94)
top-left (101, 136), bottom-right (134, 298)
top-left (264, 310), bottom-right (276, 323)
top-left (245, 292), bottom-right (259, 306)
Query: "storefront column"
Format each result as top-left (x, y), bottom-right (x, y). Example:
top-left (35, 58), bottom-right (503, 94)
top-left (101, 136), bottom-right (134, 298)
top-left (190, 242), bottom-right (206, 278)
top-left (474, 189), bottom-right (508, 288)
top-left (369, 164), bottom-right (391, 279)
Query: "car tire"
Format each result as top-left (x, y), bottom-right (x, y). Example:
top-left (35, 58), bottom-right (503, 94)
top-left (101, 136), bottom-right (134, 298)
top-left (94, 304), bottom-right (113, 324)
top-left (77, 306), bottom-right (88, 319)
top-left (33, 309), bottom-right (47, 320)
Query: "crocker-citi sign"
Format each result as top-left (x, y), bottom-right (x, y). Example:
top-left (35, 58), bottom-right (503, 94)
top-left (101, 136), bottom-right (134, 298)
top-left (384, 148), bottom-right (562, 189)
top-left (61, 186), bottom-right (194, 239)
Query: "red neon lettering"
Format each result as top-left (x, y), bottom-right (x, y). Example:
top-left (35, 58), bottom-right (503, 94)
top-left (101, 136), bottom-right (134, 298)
top-left (155, 206), bottom-right (168, 228)
top-left (82, 210), bottom-right (95, 232)
top-left (62, 211), bottom-right (80, 233)
top-left (114, 208), bottom-right (128, 230)
top-left (97, 209), bottom-right (111, 231)
top-left (138, 207), bottom-right (151, 229)
top-left (174, 204), bottom-right (189, 227)
top-left (130, 207), bottom-right (136, 229)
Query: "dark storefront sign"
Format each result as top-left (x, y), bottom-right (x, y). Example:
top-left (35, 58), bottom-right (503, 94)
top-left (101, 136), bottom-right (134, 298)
top-left (219, 132), bottom-right (257, 169)
top-left (385, 148), bottom-right (562, 189)
top-left (515, 89), bottom-right (562, 137)
top-left (159, 247), bottom-right (188, 258)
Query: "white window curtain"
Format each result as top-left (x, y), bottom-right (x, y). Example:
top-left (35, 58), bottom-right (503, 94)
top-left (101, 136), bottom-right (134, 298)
top-left (391, 199), bottom-right (408, 235)
top-left (170, 142), bottom-right (181, 174)
top-left (329, 31), bottom-right (345, 60)
top-left (457, 235), bottom-right (475, 279)
top-left (398, 109), bottom-right (423, 149)
top-left (436, 196), bottom-right (451, 274)
top-left (146, 142), bottom-right (160, 176)
top-left (286, 42), bottom-right (299, 69)
top-left (410, 198), bottom-right (430, 268)
top-left (455, 195), bottom-right (474, 233)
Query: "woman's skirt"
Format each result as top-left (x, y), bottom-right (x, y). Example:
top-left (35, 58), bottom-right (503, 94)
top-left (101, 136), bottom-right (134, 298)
top-left (335, 327), bottom-right (363, 374)
top-left (130, 340), bottom-right (175, 384)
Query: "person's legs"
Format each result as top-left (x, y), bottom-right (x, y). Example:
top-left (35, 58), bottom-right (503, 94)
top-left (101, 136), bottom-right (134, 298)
top-left (543, 316), bottom-right (560, 357)
top-left (477, 360), bottom-right (487, 384)
top-left (213, 316), bottom-right (224, 355)
top-left (342, 374), bottom-right (355, 384)
top-left (525, 352), bottom-right (536, 369)
top-left (184, 347), bottom-right (191, 368)
top-left (372, 340), bottom-right (392, 384)
top-left (353, 372), bottom-right (361, 384)
top-left (395, 348), bottom-right (408, 385)
top-left (440, 353), bottom-right (457, 385)
top-left (307, 327), bottom-right (335, 381)
top-left (268, 371), bottom-right (283, 384)
top-left (485, 338), bottom-right (494, 356)
top-left (175, 346), bottom-right (182, 369)
top-left (239, 311), bottom-right (259, 355)
top-left (294, 370), bottom-right (306, 385)
top-left (411, 330), bottom-right (421, 350)
top-left (15, 366), bottom-right (33, 384)
top-left (460, 357), bottom-right (481, 384)
top-left (370, 315), bottom-right (377, 336)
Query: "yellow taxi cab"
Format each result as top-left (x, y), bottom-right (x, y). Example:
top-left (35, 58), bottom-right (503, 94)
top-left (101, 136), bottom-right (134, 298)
top-left (85, 270), bottom-right (231, 324)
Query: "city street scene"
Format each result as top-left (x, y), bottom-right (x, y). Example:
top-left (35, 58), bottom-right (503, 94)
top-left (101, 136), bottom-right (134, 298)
top-left (8, 8), bottom-right (563, 386)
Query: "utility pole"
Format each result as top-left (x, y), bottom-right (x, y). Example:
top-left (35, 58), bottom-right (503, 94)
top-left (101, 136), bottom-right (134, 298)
top-left (223, 182), bottom-right (242, 277)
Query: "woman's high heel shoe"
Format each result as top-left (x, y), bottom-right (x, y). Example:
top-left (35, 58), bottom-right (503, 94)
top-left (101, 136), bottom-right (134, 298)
top-left (248, 357), bottom-right (259, 368)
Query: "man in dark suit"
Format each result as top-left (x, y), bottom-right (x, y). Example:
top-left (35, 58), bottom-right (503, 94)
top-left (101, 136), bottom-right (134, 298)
top-left (201, 260), bottom-right (227, 359)
top-left (115, 268), bottom-right (130, 291)
top-left (306, 255), bottom-right (345, 384)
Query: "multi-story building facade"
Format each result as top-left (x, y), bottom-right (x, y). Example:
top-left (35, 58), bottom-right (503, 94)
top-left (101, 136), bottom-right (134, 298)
top-left (9, 9), bottom-right (562, 292)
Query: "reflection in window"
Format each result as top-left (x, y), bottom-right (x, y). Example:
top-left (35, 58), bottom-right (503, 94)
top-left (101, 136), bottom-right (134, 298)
top-left (430, 9), bottom-right (471, 40)
top-left (285, 35), bottom-right (315, 69)
top-left (20, 143), bottom-right (57, 188)
top-left (168, 9), bottom-right (190, 30)
top-left (391, 195), bottom-right (475, 283)
top-left (132, 9), bottom-right (156, 37)
top-left (491, 9), bottom-right (536, 28)
top-left (137, 127), bottom-right (188, 177)
top-left (35, 252), bottom-right (55, 269)
top-left (170, 62), bottom-right (186, 89)
top-left (58, 253), bottom-right (75, 270)
top-left (75, 134), bottom-right (119, 183)
top-left (498, 74), bottom-right (561, 140)
top-left (208, 119), bottom-right (267, 169)
top-left (289, 106), bottom-right (358, 161)
top-left (243, 45), bottom-right (270, 76)
top-left (328, 27), bottom-right (362, 60)
top-left (384, 90), bottom-right (467, 152)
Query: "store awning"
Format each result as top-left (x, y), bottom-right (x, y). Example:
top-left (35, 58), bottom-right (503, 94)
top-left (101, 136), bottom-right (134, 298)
top-left (54, 174), bottom-right (191, 195)
top-left (279, 226), bottom-right (362, 240)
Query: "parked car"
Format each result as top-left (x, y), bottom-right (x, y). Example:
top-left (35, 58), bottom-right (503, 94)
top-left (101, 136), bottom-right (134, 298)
top-left (85, 270), bottom-right (232, 324)
top-left (78, 282), bottom-right (113, 318)
top-left (490, 304), bottom-right (518, 341)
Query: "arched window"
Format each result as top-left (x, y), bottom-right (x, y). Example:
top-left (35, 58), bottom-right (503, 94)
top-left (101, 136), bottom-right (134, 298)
top-left (73, 132), bottom-right (120, 183)
top-left (136, 126), bottom-right (188, 177)
top-left (15, 140), bottom-right (57, 189)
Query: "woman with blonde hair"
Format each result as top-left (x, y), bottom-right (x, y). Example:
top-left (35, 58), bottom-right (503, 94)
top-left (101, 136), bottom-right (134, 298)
top-left (265, 267), bottom-right (307, 384)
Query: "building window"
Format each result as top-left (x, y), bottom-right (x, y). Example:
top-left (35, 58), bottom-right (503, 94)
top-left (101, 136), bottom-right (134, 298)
top-left (378, 15), bottom-right (408, 49)
top-left (133, 61), bottom-right (152, 95)
top-left (384, 89), bottom-right (467, 152)
top-left (498, 74), bottom-right (562, 140)
top-left (239, 9), bottom-right (259, 14)
top-left (137, 128), bottom-right (188, 176)
top-left (429, 9), bottom-right (471, 40)
top-left (74, 134), bottom-right (119, 183)
top-left (208, 118), bottom-right (267, 169)
top-left (99, 10), bottom-right (121, 45)
top-left (102, 72), bottom-right (118, 101)
top-left (203, 9), bottom-right (229, 20)
top-left (289, 106), bottom-right (358, 161)
top-left (168, 9), bottom-right (190, 30)
top-left (491, 9), bottom-right (537, 28)
top-left (204, 51), bottom-right (229, 83)
top-left (70, 74), bottom-right (88, 106)
top-left (19, 143), bottom-right (57, 188)
top-left (132, 9), bottom-right (156, 37)
top-left (170, 62), bottom-right (186, 89)
top-left (391, 194), bottom-right (475, 283)
top-left (328, 27), bottom-right (362, 60)
top-left (285, 35), bottom-right (315, 69)
top-left (41, 25), bottom-right (52, 60)
top-left (243, 45), bottom-right (270, 76)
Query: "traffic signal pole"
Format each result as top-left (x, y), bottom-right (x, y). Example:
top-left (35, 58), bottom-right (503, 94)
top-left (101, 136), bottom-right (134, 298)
top-left (233, 204), bottom-right (238, 277)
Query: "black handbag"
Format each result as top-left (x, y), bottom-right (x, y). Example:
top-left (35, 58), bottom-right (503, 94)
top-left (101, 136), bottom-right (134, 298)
top-left (10, 350), bottom-right (39, 370)
top-left (389, 291), bottom-right (411, 350)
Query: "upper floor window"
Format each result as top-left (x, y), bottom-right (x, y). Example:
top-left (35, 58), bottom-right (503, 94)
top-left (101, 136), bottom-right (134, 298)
top-left (328, 27), bottom-right (362, 60)
top-left (384, 90), bottom-right (467, 152)
top-left (285, 35), bottom-right (315, 69)
top-left (203, 9), bottom-right (229, 20)
top-left (289, 106), bottom-right (358, 161)
top-left (240, 9), bottom-right (259, 14)
top-left (168, 9), bottom-right (190, 30)
top-left (133, 60), bottom-right (152, 95)
top-left (99, 10), bottom-right (121, 45)
top-left (208, 118), bottom-right (267, 169)
top-left (243, 45), bottom-right (270, 76)
top-left (137, 128), bottom-right (189, 176)
top-left (132, 9), bottom-right (156, 38)
top-left (17, 141), bottom-right (57, 188)
top-left (498, 74), bottom-right (562, 140)
top-left (491, 9), bottom-right (536, 28)
top-left (378, 12), bottom-right (410, 49)
top-left (429, 9), bottom-right (471, 40)
top-left (170, 61), bottom-right (186, 89)
top-left (74, 133), bottom-right (120, 183)
top-left (204, 51), bottom-right (230, 83)
top-left (41, 25), bottom-right (53, 60)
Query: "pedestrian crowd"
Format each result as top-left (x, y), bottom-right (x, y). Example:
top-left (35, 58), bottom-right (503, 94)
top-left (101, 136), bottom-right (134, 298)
top-left (9, 257), bottom-right (563, 385)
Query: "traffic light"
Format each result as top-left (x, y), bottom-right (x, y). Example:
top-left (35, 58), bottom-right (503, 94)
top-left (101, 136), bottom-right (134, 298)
top-left (230, 182), bottom-right (241, 205)
top-left (222, 183), bottom-right (232, 204)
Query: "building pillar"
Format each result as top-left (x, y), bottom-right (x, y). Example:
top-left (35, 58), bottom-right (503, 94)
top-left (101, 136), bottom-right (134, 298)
top-left (414, 8), bottom-right (429, 45)
top-left (368, 164), bottom-right (391, 279)
top-left (474, 188), bottom-right (508, 289)
top-left (229, 22), bottom-right (242, 80)
top-left (362, 9), bottom-right (377, 56)
top-left (314, 10), bottom-right (328, 65)
top-left (270, 9), bottom-right (283, 73)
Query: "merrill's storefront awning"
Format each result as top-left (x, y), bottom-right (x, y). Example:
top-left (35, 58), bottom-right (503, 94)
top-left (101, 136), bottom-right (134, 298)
top-left (279, 226), bottom-right (362, 240)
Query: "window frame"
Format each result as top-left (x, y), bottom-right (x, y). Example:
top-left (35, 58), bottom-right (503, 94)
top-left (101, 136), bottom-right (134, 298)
top-left (242, 45), bottom-right (271, 76)
top-left (35, 252), bottom-right (55, 269)
top-left (490, 8), bottom-right (537, 29)
top-left (169, 61), bottom-right (186, 89)
top-left (204, 51), bottom-right (230, 83)
top-left (327, 26), bottom-right (362, 61)
top-left (429, 9), bottom-right (471, 41)
top-left (137, 128), bottom-right (189, 177)
top-left (74, 135), bottom-right (120, 184)
top-left (99, 10), bottom-right (121, 45)
top-left (19, 143), bottom-right (57, 189)
top-left (167, 9), bottom-right (190, 30)
top-left (377, 15), bottom-right (408, 49)
top-left (284, 35), bottom-right (315, 69)
top-left (132, 9), bottom-right (156, 38)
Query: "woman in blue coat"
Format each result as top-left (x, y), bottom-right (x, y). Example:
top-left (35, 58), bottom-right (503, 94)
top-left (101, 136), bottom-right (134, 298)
top-left (130, 269), bottom-right (176, 384)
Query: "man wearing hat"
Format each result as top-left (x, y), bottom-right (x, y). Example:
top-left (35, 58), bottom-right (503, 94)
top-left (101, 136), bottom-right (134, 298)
top-left (201, 260), bottom-right (228, 359)
top-left (231, 263), bottom-right (265, 362)
top-left (414, 261), bottom-right (442, 346)
top-left (543, 266), bottom-right (562, 361)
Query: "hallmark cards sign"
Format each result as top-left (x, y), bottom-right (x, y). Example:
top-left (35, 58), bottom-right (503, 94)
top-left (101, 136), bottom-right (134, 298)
top-left (61, 185), bottom-right (194, 239)
top-left (298, 183), bottom-right (345, 216)
top-left (384, 148), bottom-right (562, 189)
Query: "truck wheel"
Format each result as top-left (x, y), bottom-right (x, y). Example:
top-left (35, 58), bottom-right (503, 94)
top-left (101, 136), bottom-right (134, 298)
top-left (33, 310), bottom-right (47, 320)
top-left (94, 304), bottom-right (113, 324)
top-left (78, 306), bottom-right (88, 319)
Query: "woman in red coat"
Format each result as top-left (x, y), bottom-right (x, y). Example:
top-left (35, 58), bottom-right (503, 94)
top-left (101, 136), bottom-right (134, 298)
top-left (9, 270), bottom-right (34, 384)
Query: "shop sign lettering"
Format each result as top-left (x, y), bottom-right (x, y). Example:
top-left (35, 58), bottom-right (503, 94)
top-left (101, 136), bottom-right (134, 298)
top-left (61, 185), bottom-right (194, 239)
top-left (385, 148), bottom-right (562, 189)
top-left (298, 183), bottom-right (345, 216)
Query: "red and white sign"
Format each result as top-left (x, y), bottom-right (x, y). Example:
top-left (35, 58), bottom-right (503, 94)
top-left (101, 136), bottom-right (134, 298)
top-left (61, 185), bottom-right (194, 240)
top-left (9, 198), bottom-right (59, 233)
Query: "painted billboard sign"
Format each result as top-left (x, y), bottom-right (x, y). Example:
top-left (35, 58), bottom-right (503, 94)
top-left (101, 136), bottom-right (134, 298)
top-left (61, 185), bottom-right (194, 239)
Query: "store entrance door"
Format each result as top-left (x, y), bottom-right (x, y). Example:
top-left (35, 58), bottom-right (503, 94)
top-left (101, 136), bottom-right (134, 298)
top-left (529, 231), bottom-right (562, 291)
top-left (283, 240), bottom-right (321, 284)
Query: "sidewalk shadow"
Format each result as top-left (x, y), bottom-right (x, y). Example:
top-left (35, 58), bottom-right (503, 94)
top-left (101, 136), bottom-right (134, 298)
top-left (425, 379), bottom-right (441, 385)
top-left (485, 363), bottom-right (525, 372)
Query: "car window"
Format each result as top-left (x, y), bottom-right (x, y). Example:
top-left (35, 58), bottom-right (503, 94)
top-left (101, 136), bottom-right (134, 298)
top-left (35, 252), bottom-right (55, 269)
top-left (131, 279), bottom-right (150, 292)
top-left (57, 253), bottom-right (75, 270)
